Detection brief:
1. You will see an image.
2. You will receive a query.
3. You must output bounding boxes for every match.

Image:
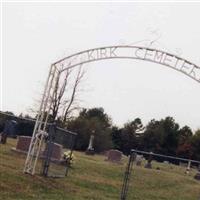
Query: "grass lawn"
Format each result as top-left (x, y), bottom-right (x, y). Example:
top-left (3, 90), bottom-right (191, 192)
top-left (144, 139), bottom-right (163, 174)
top-left (0, 138), bottom-right (200, 200)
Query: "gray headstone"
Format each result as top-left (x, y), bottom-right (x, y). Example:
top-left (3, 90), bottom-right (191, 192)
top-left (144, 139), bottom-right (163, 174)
top-left (135, 155), bottom-right (143, 166)
top-left (107, 149), bottom-right (122, 163)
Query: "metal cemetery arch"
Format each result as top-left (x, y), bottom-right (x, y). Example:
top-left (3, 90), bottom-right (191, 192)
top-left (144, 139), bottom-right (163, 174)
top-left (24, 45), bottom-right (200, 175)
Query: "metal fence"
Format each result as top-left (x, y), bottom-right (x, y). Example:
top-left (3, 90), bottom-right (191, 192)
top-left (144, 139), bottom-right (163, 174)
top-left (121, 149), bottom-right (200, 200)
top-left (41, 124), bottom-right (77, 178)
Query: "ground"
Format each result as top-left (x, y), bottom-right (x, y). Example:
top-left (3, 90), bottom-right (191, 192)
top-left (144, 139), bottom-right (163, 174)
top-left (0, 139), bottom-right (200, 200)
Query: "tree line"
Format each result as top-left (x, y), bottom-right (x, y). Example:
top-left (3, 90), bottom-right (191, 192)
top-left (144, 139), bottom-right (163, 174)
top-left (0, 108), bottom-right (200, 161)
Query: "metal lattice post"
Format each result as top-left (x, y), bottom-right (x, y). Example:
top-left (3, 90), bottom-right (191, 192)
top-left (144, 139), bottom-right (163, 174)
top-left (42, 123), bottom-right (56, 177)
top-left (24, 65), bottom-right (60, 175)
top-left (121, 152), bottom-right (135, 200)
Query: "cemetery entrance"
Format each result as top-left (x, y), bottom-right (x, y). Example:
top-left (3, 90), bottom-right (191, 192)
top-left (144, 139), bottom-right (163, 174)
top-left (22, 45), bottom-right (200, 198)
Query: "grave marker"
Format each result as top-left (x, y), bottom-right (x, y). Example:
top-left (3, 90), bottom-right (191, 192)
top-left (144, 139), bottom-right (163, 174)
top-left (106, 149), bottom-right (122, 163)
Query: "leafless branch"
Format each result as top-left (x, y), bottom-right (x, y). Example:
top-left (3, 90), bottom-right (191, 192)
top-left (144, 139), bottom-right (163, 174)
top-left (62, 64), bottom-right (85, 121)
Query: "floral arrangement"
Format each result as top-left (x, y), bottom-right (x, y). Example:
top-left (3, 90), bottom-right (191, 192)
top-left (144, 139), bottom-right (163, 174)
top-left (63, 151), bottom-right (75, 166)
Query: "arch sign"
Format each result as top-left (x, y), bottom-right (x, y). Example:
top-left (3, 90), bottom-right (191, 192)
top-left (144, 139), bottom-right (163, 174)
top-left (54, 46), bottom-right (200, 83)
top-left (24, 45), bottom-right (200, 175)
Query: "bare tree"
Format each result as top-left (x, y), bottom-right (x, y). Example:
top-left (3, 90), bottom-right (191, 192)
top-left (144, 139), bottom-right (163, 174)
top-left (51, 64), bottom-right (85, 122)
top-left (62, 65), bottom-right (85, 121)
top-left (51, 68), bottom-right (71, 120)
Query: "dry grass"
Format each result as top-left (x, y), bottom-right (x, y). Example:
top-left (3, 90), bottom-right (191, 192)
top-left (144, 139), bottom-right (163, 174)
top-left (0, 138), bottom-right (200, 200)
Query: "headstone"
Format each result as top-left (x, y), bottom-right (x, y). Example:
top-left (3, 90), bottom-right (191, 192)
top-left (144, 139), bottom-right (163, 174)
top-left (106, 149), bottom-right (122, 163)
top-left (43, 142), bottom-right (63, 161)
top-left (135, 155), bottom-right (143, 166)
top-left (11, 136), bottom-right (31, 154)
top-left (144, 152), bottom-right (153, 169)
top-left (1, 120), bottom-right (18, 144)
top-left (12, 136), bottom-right (63, 161)
top-left (16, 136), bottom-right (31, 152)
top-left (85, 135), bottom-right (95, 155)
top-left (163, 161), bottom-right (169, 164)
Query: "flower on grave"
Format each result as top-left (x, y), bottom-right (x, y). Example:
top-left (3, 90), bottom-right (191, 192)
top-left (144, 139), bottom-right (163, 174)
top-left (63, 151), bottom-right (75, 166)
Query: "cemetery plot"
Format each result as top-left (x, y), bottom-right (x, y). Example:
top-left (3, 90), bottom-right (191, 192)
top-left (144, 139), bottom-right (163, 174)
top-left (41, 125), bottom-right (77, 178)
top-left (8, 123), bottom-right (77, 178)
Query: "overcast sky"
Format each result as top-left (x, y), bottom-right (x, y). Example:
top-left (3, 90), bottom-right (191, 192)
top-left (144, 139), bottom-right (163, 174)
top-left (1, 2), bottom-right (200, 130)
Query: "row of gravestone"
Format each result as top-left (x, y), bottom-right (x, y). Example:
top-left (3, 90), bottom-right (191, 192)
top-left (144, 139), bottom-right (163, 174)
top-left (134, 154), bottom-right (200, 181)
top-left (12, 136), bottom-right (124, 163)
top-left (11, 136), bottom-right (63, 161)
top-left (11, 136), bottom-right (200, 180)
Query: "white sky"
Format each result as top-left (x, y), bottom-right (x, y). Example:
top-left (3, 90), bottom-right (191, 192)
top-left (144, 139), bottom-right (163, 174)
top-left (1, 2), bottom-right (200, 130)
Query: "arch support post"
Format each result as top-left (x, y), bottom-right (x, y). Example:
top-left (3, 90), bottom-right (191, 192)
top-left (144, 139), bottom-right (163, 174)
top-left (24, 65), bottom-right (60, 175)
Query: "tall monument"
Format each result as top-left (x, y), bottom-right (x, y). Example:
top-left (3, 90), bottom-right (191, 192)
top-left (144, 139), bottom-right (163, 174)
top-left (86, 135), bottom-right (95, 155)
